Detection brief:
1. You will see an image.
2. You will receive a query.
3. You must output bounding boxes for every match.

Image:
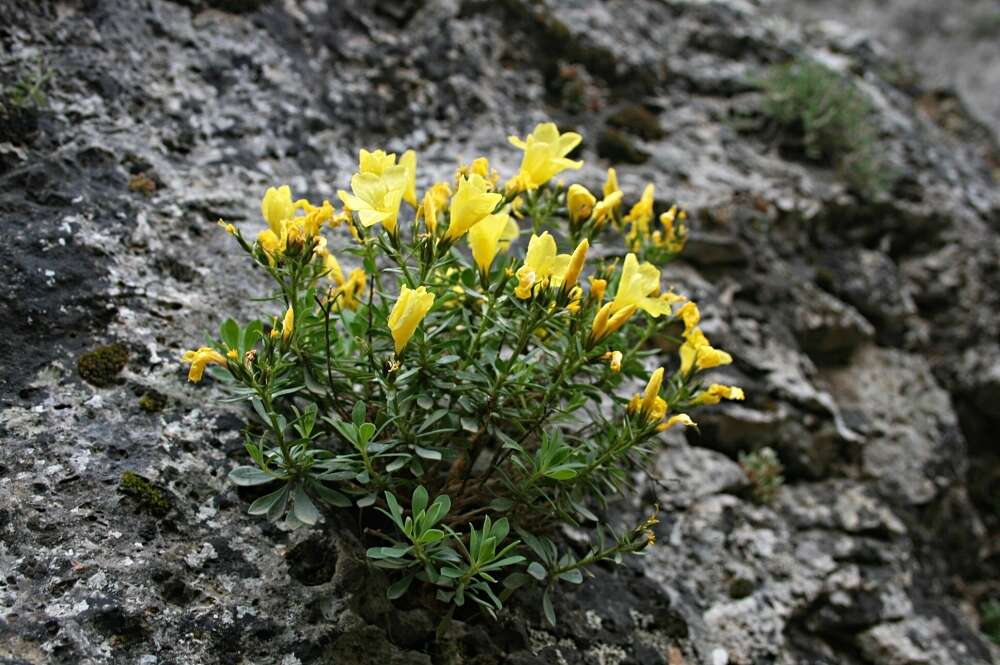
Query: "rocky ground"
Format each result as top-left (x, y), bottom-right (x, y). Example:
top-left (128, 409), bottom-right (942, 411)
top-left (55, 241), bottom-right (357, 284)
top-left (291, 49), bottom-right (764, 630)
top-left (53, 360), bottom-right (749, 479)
top-left (1, 1), bottom-right (998, 664)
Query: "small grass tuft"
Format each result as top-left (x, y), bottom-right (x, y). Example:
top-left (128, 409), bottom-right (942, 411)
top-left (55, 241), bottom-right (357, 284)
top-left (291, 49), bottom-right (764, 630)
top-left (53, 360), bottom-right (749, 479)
top-left (739, 447), bottom-right (784, 505)
top-left (760, 58), bottom-right (890, 198)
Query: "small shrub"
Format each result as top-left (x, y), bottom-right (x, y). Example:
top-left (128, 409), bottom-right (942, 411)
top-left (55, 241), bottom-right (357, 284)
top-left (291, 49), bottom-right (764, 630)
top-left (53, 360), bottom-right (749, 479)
top-left (0, 59), bottom-right (51, 145)
top-left (760, 58), bottom-right (890, 198)
top-left (739, 447), bottom-right (784, 504)
top-left (185, 123), bottom-right (744, 623)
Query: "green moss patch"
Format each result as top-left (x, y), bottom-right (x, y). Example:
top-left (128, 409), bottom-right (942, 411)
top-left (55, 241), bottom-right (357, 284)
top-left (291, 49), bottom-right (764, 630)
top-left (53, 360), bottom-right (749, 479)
top-left (78, 343), bottom-right (129, 387)
top-left (119, 471), bottom-right (171, 517)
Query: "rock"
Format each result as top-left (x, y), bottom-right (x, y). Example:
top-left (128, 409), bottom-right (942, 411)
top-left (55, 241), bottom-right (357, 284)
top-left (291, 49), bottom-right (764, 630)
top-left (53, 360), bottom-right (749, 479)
top-left (323, 625), bottom-right (433, 665)
top-left (2, 0), bottom-right (999, 663)
top-left (654, 443), bottom-right (749, 508)
top-left (793, 287), bottom-right (874, 362)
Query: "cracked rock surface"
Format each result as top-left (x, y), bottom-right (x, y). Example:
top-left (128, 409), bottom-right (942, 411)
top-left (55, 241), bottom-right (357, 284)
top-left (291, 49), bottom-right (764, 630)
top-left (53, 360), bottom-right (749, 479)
top-left (1, 1), bottom-right (998, 664)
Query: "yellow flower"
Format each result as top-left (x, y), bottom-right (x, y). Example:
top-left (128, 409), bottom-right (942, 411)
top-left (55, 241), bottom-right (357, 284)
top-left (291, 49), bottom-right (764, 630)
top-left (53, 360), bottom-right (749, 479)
top-left (323, 254), bottom-right (365, 310)
top-left (323, 250), bottom-right (342, 280)
top-left (334, 268), bottom-right (366, 311)
top-left (624, 184), bottom-right (655, 250)
top-left (676, 302), bottom-right (700, 333)
top-left (679, 327), bottom-right (732, 375)
top-left (506, 122), bottom-right (583, 192)
top-left (457, 157), bottom-right (500, 189)
top-left (610, 253), bottom-right (672, 318)
top-left (567, 184), bottom-right (596, 225)
top-left (590, 301), bottom-right (637, 342)
top-left (359, 148), bottom-right (398, 175)
top-left (652, 206), bottom-right (688, 253)
top-left (337, 166), bottom-right (408, 235)
top-left (602, 350), bottom-right (622, 372)
top-left (399, 149), bottom-right (418, 207)
top-left (624, 183), bottom-right (654, 226)
top-left (659, 413), bottom-right (696, 432)
top-left (498, 215), bottom-right (519, 252)
top-left (566, 286), bottom-right (583, 313)
top-left (257, 228), bottom-right (283, 260)
top-left (513, 232), bottom-right (572, 299)
top-left (640, 367), bottom-right (664, 415)
top-left (388, 285), bottom-right (435, 353)
top-left (561, 239), bottom-right (589, 292)
top-left (181, 347), bottom-right (227, 383)
top-left (589, 277), bottom-right (607, 302)
top-left (281, 306), bottom-right (294, 344)
top-left (603, 168), bottom-right (621, 201)
top-left (592, 191), bottom-right (623, 230)
top-left (261, 185), bottom-right (295, 232)
top-left (691, 384), bottom-right (745, 405)
top-left (297, 199), bottom-right (335, 237)
top-left (447, 174), bottom-right (503, 240)
top-left (468, 211), bottom-right (511, 275)
top-left (417, 181), bottom-right (452, 235)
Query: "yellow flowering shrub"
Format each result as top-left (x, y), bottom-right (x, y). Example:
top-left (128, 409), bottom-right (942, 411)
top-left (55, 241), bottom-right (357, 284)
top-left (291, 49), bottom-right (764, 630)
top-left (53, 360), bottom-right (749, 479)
top-left (185, 123), bottom-right (743, 624)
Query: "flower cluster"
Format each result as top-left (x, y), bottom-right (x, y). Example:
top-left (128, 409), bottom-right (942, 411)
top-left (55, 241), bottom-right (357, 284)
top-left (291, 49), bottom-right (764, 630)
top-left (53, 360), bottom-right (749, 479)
top-left (183, 122), bottom-right (743, 623)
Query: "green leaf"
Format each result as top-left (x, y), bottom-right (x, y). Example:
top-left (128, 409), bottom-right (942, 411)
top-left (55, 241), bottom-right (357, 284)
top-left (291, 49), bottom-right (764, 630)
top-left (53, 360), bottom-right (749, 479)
top-left (367, 546), bottom-right (410, 559)
top-left (542, 588), bottom-right (556, 626)
top-left (489, 498), bottom-right (514, 511)
top-left (228, 466), bottom-right (274, 486)
top-left (427, 494), bottom-right (451, 526)
top-left (292, 484), bottom-right (321, 526)
top-left (411, 486), bottom-right (429, 516)
top-left (356, 493), bottom-right (377, 508)
top-left (558, 569), bottom-right (583, 584)
top-left (387, 575), bottom-right (414, 600)
top-left (247, 485), bottom-right (288, 516)
top-left (527, 562), bottom-right (547, 581)
top-left (310, 482), bottom-right (351, 508)
top-left (414, 446), bottom-right (442, 461)
top-left (544, 467), bottom-right (578, 481)
top-left (358, 422), bottom-right (376, 445)
top-left (352, 401), bottom-right (366, 427)
top-left (220, 319), bottom-right (240, 350)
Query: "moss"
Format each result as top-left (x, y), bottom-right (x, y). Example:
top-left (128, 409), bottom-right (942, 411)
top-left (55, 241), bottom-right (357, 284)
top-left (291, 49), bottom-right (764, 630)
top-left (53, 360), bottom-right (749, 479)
top-left (607, 105), bottom-right (664, 141)
top-left (596, 128), bottom-right (649, 164)
top-left (128, 172), bottom-right (157, 196)
top-left (78, 343), bottom-right (129, 387)
top-left (138, 390), bottom-right (167, 413)
top-left (728, 576), bottom-right (755, 599)
top-left (119, 471), bottom-right (171, 517)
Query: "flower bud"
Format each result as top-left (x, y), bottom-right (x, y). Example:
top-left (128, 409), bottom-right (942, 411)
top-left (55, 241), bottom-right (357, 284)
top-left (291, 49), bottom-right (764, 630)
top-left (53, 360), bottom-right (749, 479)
top-left (561, 239), bottom-right (589, 293)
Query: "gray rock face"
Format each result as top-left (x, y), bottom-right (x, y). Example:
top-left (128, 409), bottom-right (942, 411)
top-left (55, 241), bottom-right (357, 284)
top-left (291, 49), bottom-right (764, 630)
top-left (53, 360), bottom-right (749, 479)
top-left (2, 1), bottom-right (999, 664)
